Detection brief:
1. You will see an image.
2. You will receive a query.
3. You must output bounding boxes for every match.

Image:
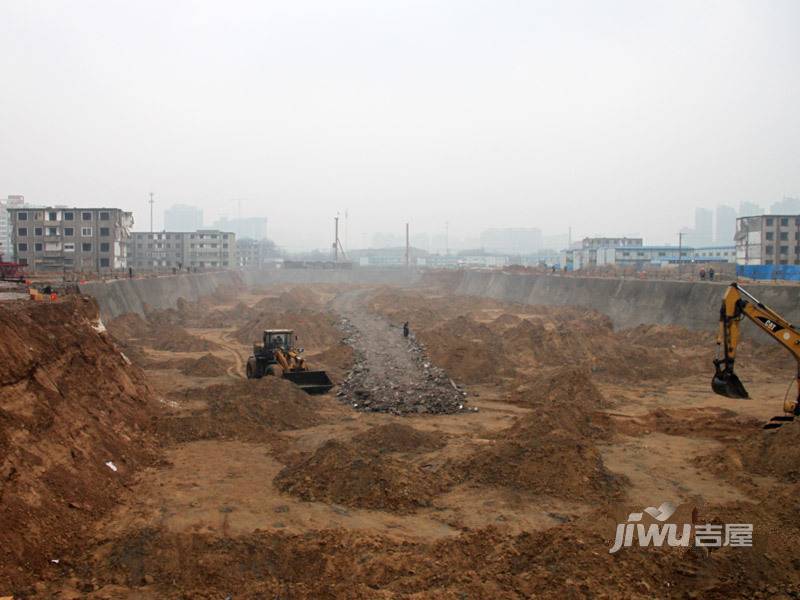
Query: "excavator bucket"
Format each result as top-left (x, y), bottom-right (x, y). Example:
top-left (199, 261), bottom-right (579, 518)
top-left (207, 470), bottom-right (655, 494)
top-left (282, 370), bottom-right (333, 394)
top-left (711, 367), bottom-right (749, 399)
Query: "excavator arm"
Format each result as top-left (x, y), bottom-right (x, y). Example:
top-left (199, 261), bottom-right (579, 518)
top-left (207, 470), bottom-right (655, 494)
top-left (712, 282), bottom-right (800, 428)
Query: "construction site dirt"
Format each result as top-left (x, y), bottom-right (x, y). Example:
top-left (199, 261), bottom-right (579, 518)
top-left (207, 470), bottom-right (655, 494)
top-left (2, 280), bottom-right (800, 598)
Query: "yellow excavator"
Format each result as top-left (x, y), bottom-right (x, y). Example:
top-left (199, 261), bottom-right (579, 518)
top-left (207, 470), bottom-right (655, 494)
top-left (712, 282), bottom-right (800, 429)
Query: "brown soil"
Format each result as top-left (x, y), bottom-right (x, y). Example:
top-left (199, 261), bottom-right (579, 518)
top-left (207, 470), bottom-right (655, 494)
top-left (0, 297), bottom-right (160, 589)
top-left (107, 312), bottom-right (218, 352)
top-left (234, 309), bottom-right (341, 351)
top-left (455, 369), bottom-right (624, 501)
top-left (351, 422), bottom-right (446, 454)
top-left (179, 353), bottom-right (229, 377)
top-left (158, 378), bottom-right (328, 444)
top-left (274, 439), bottom-right (449, 513)
top-left (6, 282), bottom-right (800, 598)
top-left (368, 288), bottom-right (753, 385)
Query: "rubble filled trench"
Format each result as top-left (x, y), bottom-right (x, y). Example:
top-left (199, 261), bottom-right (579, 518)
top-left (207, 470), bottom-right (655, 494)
top-left (331, 289), bottom-right (471, 415)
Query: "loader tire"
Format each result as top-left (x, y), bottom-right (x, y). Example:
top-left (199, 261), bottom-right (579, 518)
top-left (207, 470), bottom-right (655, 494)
top-left (246, 358), bottom-right (262, 379)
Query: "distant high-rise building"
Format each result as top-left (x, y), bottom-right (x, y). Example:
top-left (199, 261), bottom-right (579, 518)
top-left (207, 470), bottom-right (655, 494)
top-left (213, 216), bottom-right (268, 240)
top-left (770, 197), bottom-right (800, 215)
top-left (694, 208), bottom-right (713, 246)
top-left (715, 205), bottom-right (737, 244)
top-left (479, 227), bottom-right (543, 255)
top-left (739, 201), bottom-right (763, 217)
top-left (164, 204), bottom-right (204, 232)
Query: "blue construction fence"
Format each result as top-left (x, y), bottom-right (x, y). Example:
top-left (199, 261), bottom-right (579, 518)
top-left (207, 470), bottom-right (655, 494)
top-left (737, 264), bottom-right (800, 281)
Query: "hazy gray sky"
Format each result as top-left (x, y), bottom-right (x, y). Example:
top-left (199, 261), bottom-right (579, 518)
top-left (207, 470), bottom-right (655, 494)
top-left (2, 0), bottom-right (799, 250)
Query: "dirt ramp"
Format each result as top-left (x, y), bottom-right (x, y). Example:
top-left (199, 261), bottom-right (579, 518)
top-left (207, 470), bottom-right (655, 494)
top-left (0, 297), bottom-right (160, 590)
top-left (275, 439), bottom-right (449, 513)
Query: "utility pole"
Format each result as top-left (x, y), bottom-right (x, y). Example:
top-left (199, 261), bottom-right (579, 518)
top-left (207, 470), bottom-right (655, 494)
top-left (405, 222), bottom-right (410, 268)
top-left (149, 192), bottom-right (155, 234)
top-left (678, 232), bottom-right (685, 279)
top-left (333, 215), bottom-right (339, 261)
top-left (332, 214), bottom-right (347, 262)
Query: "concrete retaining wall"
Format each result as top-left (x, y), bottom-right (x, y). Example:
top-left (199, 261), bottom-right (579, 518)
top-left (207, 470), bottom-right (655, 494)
top-left (79, 271), bottom-right (242, 319)
top-left (441, 270), bottom-right (800, 332)
top-left (240, 268), bottom-right (420, 287)
top-left (80, 268), bottom-right (418, 319)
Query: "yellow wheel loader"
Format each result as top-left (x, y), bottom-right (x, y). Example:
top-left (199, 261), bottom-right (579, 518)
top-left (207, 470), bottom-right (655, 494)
top-left (712, 282), bottom-right (800, 429)
top-left (246, 329), bottom-right (333, 394)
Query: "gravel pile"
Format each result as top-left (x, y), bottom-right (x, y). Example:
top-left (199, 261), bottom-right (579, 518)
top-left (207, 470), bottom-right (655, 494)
top-left (335, 317), bottom-right (473, 415)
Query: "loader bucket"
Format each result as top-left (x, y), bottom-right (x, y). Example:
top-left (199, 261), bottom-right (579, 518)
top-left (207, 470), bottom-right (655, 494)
top-left (711, 370), bottom-right (749, 399)
top-left (283, 370), bottom-right (333, 394)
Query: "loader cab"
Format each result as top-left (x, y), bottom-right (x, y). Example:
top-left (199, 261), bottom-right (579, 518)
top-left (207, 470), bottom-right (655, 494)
top-left (263, 329), bottom-right (294, 352)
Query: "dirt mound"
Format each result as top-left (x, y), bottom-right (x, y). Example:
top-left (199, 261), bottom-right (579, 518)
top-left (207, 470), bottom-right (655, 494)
top-left (107, 313), bottom-right (218, 352)
top-left (38, 499), bottom-right (800, 599)
top-left (234, 308), bottom-right (341, 351)
top-left (105, 312), bottom-right (151, 340)
top-left (420, 315), bottom-right (514, 384)
top-left (0, 297), bottom-right (160, 590)
top-left (619, 323), bottom-right (714, 348)
top-left (159, 378), bottom-right (326, 443)
top-left (368, 289), bottom-right (716, 384)
top-left (149, 323), bottom-right (218, 352)
top-left (306, 342), bottom-right (354, 383)
top-left (196, 302), bottom-right (250, 328)
top-left (724, 420), bottom-right (800, 482)
top-left (179, 353), bottom-right (229, 377)
top-left (456, 370), bottom-right (622, 500)
top-left (491, 312), bottom-right (522, 328)
top-left (275, 439), bottom-right (448, 513)
top-left (351, 423), bottom-right (446, 454)
top-left (509, 366), bottom-right (610, 408)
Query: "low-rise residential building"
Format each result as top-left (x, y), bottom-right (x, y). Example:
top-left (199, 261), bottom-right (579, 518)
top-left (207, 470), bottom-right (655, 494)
top-left (735, 214), bottom-right (800, 266)
top-left (9, 206), bottom-right (132, 273)
top-left (127, 230), bottom-right (235, 270)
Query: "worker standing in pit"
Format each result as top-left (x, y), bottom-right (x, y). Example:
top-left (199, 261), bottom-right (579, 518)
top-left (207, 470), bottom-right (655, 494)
top-left (709, 267), bottom-right (715, 281)
top-left (403, 321), bottom-right (409, 338)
